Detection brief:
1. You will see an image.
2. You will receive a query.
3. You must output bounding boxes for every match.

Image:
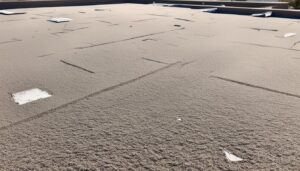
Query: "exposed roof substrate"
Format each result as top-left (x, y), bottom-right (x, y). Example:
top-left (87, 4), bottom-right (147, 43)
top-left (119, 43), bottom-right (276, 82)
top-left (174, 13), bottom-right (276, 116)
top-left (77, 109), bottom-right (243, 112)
top-left (0, 4), bottom-right (300, 170)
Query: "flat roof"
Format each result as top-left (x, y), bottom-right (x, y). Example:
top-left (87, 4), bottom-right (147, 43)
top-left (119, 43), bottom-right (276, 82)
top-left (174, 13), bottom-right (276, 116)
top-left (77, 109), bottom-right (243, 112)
top-left (0, 3), bottom-right (300, 170)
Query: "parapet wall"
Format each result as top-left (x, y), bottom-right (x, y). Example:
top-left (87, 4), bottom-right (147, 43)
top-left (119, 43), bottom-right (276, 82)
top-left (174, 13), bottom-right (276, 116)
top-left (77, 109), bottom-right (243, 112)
top-left (153, 0), bottom-right (289, 9)
top-left (0, 0), bottom-right (125, 9)
top-left (162, 4), bottom-right (300, 19)
top-left (0, 0), bottom-right (299, 19)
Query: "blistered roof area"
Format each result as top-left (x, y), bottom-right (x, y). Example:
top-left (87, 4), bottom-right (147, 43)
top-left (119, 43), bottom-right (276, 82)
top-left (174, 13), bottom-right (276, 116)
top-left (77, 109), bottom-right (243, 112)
top-left (0, 3), bottom-right (300, 170)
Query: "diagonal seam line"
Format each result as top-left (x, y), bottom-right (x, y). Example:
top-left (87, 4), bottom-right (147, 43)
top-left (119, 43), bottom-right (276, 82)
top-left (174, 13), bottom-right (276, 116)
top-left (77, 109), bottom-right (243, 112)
top-left (233, 41), bottom-right (300, 52)
top-left (175, 18), bottom-right (193, 22)
top-left (211, 76), bottom-right (300, 99)
top-left (60, 60), bottom-right (95, 74)
top-left (0, 61), bottom-right (181, 131)
top-left (291, 41), bottom-right (300, 48)
top-left (0, 39), bottom-right (22, 45)
top-left (131, 18), bottom-right (157, 22)
top-left (75, 28), bottom-right (184, 49)
top-left (247, 27), bottom-right (278, 32)
top-left (142, 57), bottom-right (169, 64)
top-left (38, 53), bottom-right (54, 58)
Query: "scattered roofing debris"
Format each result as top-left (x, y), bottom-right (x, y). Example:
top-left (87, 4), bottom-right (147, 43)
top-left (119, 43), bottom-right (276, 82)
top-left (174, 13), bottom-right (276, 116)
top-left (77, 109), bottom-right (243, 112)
top-left (284, 33), bottom-right (297, 38)
top-left (12, 88), bottom-right (52, 105)
top-left (223, 150), bottom-right (243, 162)
top-left (48, 17), bottom-right (72, 23)
top-left (1, 3), bottom-right (300, 170)
top-left (252, 11), bottom-right (272, 17)
top-left (60, 60), bottom-right (95, 74)
top-left (199, 8), bottom-right (218, 13)
top-left (0, 10), bottom-right (25, 15)
top-left (249, 27), bottom-right (278, 32)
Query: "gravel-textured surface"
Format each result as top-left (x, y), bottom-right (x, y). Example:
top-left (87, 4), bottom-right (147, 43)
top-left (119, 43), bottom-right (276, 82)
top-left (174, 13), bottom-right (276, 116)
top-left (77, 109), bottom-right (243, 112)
top-left (0, 4), bottom-right (300, 170)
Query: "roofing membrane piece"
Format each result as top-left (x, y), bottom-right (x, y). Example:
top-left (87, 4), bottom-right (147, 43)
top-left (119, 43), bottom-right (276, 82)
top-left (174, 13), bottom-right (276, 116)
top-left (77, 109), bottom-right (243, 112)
top-left (284, 33), bottom-right (297, 38)
top-left (199, 8), bottom-right (218, 13)
top-left (252, 11), bottom-right (272, 17)
top-left (49, 17), bottom-right (72, 23)
top-left (12, 88), bottom-right (52, 105)
top-left (223, 150), bottom-right (243, 162)
top-left (0, 10), bottom-right (25, 15)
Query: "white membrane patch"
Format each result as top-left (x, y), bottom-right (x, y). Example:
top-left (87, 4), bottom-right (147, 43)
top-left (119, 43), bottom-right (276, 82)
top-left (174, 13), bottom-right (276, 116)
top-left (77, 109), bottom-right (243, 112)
top-left (223, 150), bottom-right (243, 162)
top-left (49, 17), bottom-right (72, 23)
top-left (252, 11), bottom-right (272, 17)
top-left (12, 88), bottom-right (52, 105)
top-left (0, 10), bottom-right (25, 15)
top-left (199, 8), bottom-right (218, 13)
top-left (284, 33), bottom-right (297, 38)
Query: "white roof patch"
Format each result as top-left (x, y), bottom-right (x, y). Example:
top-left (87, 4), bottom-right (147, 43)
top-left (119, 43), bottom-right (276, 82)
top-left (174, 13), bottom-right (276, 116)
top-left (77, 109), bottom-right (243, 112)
top-left (49, 17), bottom-right (72, 23)
top-left (12, 88), bottom-right (52, 105)
top-left (223, 150), bottom-right (243, 162)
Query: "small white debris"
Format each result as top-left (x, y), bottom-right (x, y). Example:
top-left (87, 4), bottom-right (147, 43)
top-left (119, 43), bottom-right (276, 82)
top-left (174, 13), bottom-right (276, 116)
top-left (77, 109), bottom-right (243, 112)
top-left (12, 88), bottom-right (52, 105)
top-left (223, 150), bottom-right (243, 162)
top-left (0, 10), bottom-right (25, 15)
top-left (265, 12), bottom-right (272, 17)
top-left (0, 10), bottom-right (14, 15)
top-left (199, 8), bottom-right (218, 13)
top-left (252, 11), bottom-right (272, 17)
top-left (49, 17), bottom-right (72, 23)
top-left (283, 33), bottom-right (297, 38)
top-left (177, 118), bottom-right (182, 121)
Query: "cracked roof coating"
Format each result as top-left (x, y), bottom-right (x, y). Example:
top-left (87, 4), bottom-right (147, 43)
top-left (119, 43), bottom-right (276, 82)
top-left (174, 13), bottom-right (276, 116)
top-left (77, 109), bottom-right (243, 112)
top-left (0, 3), bottom-right (300, 170)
